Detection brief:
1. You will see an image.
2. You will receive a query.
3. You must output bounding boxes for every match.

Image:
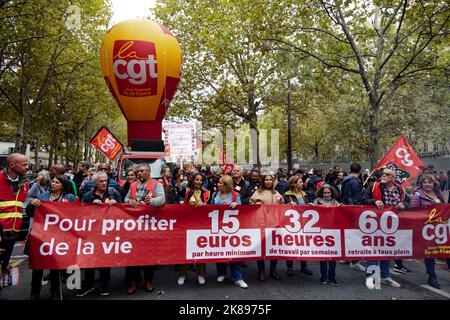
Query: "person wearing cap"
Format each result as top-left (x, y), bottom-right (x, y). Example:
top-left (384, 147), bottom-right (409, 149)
top-left (363, 168), bottom-right (409, 289)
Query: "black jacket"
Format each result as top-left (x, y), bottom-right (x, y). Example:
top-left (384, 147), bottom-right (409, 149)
top-left (82, 187), bottom-right (123, 204)
top-left (73, 171), bottom-right (87, 192)
top-left (242, 181), bottom-right (260, 204)
top-left (325, 172), bottom-right (339, 186)
top-left (233, 178), bottom-right (250, 200)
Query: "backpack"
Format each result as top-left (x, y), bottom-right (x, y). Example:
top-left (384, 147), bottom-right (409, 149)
top-left (305, 177), bottom-right (322, 202)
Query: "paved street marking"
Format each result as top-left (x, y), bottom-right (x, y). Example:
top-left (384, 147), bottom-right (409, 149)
top-left (421, 285), bottom-right (450, 299)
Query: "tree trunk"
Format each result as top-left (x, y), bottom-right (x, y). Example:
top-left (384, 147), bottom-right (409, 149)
top-left (14, 112), bottom-right (25, 152)
top-left (313, 142), bottom-right (319, 161)
top-left (75, 135), bottom-right (80, 165)
top-left (84, 126), bottom-right (90, 161)
top-left (368, 102), bottom-right (380, 169)
top-left (48, 148), bottom-right (54, 168)
top-left (249, 119), bottom-right (261, 169)
top-left (34, 136), bottom-right (40, 171)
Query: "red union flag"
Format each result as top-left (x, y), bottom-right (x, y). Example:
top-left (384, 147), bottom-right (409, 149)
top-left (374, 135), bottom-right (424, 186)
top-left (90, 127), bottom-right (124, 160)
top-left (112, 40), bottom-right (158, 97)
top-left (223, 163), bottom-right (234, 175)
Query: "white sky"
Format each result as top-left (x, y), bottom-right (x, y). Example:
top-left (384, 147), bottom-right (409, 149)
top-left (109, 0), bottom-right (157, 26)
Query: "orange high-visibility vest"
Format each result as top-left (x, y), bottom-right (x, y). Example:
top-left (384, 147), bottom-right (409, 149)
top-left (0, 171), bottom-right (29, 232)
top-left (130, 179), bottom-right (160, 201)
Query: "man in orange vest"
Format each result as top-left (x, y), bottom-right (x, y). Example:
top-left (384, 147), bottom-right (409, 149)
top-left (0, 153), bottom-right (29, 275)
top-left (124, 163), bottom-right (165, 295)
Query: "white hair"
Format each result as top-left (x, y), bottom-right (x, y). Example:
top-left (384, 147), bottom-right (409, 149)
top-left (92, 171), bottom-right (108, 184)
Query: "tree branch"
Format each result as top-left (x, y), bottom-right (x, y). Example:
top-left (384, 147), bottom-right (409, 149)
top-left (268, 40), bottom-right (359, 74)
top-left (379, 0), bottom-right (408, 70)
top-left (382, 0), bottom-right (406, 35)
top-left (335, 4), bottom-right (374, 101)
top-left (0, 86), bottom-right (20, 113)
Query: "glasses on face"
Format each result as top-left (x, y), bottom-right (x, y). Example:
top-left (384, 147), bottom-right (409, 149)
top-left (382, 172), bottom-right (392, 177)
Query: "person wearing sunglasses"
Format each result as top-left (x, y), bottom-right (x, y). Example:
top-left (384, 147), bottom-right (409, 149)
top-left (362, 168), bottom-right (409, 289)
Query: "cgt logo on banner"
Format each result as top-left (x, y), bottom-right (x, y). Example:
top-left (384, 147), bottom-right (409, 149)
top-left (395, 147), bottom-right (414, 167)
top-left (113, 40), bottom-right (158, 96)
top-left (374, 135), bottom-right (424, 186)
top-left (90, 127), bottom-right (124, 161)
top-left (29, 203), bottom-right (450, 270)
top-left (422, 208), bottom-right (450, 252)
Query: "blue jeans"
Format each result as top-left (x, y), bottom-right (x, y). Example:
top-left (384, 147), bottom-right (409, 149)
top-left (216, 262), bottom-right (244, 281)
top-left (365, 260), bottom-right (390, 279)
top-left (319, 261), bottom-right (336, 281)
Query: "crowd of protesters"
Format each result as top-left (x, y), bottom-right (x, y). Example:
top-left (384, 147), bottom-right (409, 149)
top-left (0, 153), bottom-right (449, 299)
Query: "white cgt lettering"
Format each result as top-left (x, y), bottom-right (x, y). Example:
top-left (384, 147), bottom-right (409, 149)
top-left (395, 147), bottom-right (413, 167)
top-left (113, 55), bottom-right (158, 85)
top-left (422, 224), bottom-right (435, 241)
top-left (422, 222), bottom-right (450, 244)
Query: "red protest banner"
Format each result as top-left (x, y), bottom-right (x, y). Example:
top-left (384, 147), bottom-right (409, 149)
top-left (29, 203), bottom-right (450, 270)
top-left (30, 201), bottom-right (450, 269)
top-left (374, 135), bottom-right (424, 186)
top-left (90, 127), bottom-right (124, 161)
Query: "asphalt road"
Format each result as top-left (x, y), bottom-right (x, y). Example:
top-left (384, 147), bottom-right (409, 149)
top-left (1, 243), bottom-right (449, 300)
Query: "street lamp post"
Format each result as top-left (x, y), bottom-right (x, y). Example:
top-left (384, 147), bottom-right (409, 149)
top-left (287, 79), bottom-right (293, 174)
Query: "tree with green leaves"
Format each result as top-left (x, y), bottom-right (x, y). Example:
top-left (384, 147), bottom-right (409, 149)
top-left (156, 0), bottom-right (297, 167)
top-left (0, 0), bottom-right (125, 167)
top-left (267, 0), bottom-right (449, 167)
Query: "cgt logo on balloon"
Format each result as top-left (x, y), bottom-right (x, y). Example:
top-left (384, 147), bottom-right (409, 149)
top-left (186, 210), bottom-right (261, 260)
top-left (113, 40), bottom-right (158, 97)
top-left (345, 210), bottom-right (413, 257)
top-left (265, 209), bottom-right (342, 258)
